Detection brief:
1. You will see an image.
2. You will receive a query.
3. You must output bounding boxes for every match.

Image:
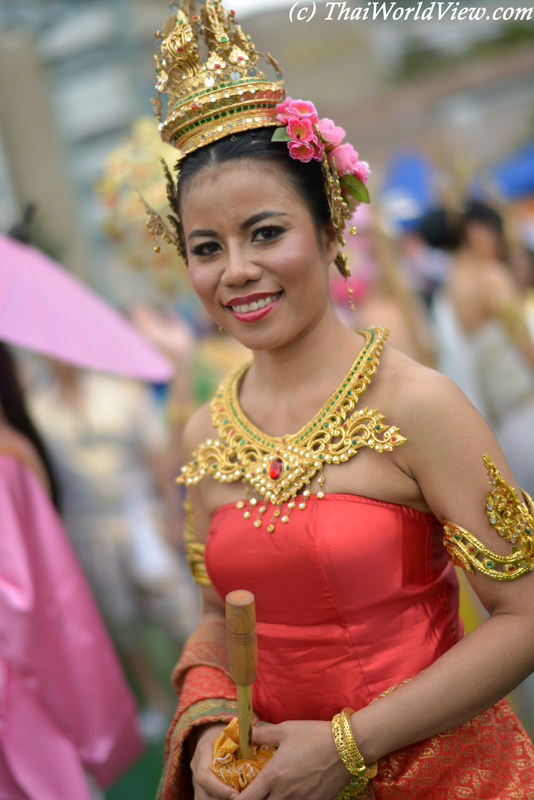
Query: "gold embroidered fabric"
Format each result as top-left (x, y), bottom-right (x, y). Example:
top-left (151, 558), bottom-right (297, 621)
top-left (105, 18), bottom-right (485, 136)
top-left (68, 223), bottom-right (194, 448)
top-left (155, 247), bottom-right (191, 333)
top-left (443, 454), bottom-right (534, 580)
top-left (495, 297), bottom-right (531, 343)
top-left (177, 327), bottom-right (406, 531)
top-left (183, 498), bottom-right (212, 586)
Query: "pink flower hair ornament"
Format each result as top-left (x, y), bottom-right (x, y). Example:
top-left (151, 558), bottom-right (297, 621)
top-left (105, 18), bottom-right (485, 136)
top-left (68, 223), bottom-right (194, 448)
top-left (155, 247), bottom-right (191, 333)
top-left (271, 97), bottom-right (370, 277)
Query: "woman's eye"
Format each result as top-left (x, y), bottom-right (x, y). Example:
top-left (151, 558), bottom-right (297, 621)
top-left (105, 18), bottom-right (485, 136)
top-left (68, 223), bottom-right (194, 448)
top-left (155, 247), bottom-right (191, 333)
top-left (252, 225), bottom-right (285, 243)
top-left (191, 241), bottom-right (221, 257)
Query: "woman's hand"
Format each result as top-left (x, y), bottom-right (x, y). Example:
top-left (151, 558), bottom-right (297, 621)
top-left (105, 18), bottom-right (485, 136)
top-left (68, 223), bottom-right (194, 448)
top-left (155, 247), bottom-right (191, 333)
top-left (236, 720), bottom-right (351, 800)
top-left (191, 723), bottom-right (236, 800)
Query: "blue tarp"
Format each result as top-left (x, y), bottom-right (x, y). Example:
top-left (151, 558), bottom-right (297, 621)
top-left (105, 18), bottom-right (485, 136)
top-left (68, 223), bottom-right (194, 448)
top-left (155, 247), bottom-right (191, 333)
top-left (475, 138), bottom-right (534, 200)
top-left (380, 151), bottom-right (437, 229)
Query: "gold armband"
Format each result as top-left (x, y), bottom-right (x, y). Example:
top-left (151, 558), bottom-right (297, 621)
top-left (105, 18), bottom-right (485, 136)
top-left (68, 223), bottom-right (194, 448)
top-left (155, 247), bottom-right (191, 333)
top-left (183, 497), bottom-right (212, 586)
top-left (332, 708), bottom-right (377, 797)
top-left (495, 297), bottom-right (531, 343)
top-left (443, 454), bottom-right (534, 580)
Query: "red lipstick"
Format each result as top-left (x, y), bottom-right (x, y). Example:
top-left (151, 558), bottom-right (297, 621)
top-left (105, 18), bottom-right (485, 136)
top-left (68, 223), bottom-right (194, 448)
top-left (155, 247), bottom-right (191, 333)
top-left (227, 293), bottom-right (282, 323)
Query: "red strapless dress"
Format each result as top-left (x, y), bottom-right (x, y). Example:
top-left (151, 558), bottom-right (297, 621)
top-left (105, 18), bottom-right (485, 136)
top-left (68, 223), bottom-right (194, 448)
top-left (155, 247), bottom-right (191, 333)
top-left (204, 493), bottom-right (534, 798)
top-left (207, 493), bottom-right (462, 722)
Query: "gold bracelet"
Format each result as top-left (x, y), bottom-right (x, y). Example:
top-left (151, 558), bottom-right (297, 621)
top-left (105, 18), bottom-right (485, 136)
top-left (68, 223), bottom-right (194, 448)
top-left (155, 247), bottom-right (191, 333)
top-left (332, 707), bottom-right (377, 792)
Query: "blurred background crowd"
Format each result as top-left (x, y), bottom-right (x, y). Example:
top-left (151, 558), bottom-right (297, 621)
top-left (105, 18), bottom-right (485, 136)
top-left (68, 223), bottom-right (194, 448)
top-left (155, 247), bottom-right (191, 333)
top-left (0, 0), bottom-right (533, 797)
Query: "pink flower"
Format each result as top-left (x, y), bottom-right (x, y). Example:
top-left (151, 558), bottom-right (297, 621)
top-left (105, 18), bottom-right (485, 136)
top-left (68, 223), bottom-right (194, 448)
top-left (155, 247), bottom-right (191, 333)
top-left (311, 138), bottom-right (325, 162)
top-left (287, 99), bottom-right (318, 123)
top-left (317, 117), bottom-right (345, 149)
top-left (288, 140), bottom-right (316, 163)
top-left (275, 96), bottom-right (294, 124)
top-left (287, 117), bottom-right (315, 143)
top-left (276, 97), bottom-right (318, 125)
top-left (354, 160), bottom-right (371, 183)
top-left (328, 143), bottom-right (359, 176)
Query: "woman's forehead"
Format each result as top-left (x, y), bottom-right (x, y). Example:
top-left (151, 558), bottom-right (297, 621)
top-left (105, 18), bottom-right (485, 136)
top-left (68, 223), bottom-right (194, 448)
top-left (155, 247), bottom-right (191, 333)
top-left (181, 162), bottom-right (302, 221)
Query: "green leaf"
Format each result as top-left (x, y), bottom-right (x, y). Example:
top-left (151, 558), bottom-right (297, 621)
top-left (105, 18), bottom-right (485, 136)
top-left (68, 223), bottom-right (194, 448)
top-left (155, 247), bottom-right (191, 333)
top-left (271, 126), bottom-right (292, 142)
top-left (340, 174), bottom-right (370, 204)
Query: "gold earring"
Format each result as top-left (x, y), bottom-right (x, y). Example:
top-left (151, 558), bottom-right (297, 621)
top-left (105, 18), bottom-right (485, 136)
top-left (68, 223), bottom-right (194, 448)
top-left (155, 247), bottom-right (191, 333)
top-left (345, 279), bottom-right (355, 312)
top-left (219, 326), bottom-right (225, 334)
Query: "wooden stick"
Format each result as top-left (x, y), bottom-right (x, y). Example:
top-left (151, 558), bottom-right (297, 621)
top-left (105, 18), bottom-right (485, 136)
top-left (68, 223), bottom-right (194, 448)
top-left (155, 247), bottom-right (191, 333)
top-left (226, 590), bottom-right (257, 760)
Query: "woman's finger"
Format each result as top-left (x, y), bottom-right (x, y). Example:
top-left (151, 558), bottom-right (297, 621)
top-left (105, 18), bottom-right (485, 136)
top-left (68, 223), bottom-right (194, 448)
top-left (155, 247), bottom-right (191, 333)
top-left (236, 767), bottom-right (272, 800)
top-left (253, 723), bottom-right (284, 746)
top-left (194, 767), bottom-right (238, 800)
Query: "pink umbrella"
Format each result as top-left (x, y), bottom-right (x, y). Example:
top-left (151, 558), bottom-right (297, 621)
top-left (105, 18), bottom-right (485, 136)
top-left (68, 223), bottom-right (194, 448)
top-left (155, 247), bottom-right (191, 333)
top-left (0, 235), bottom-right (173, 382)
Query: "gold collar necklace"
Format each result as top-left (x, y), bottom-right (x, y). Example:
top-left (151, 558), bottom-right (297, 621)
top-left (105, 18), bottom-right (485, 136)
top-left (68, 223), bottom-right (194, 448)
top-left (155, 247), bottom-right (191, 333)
top-left (178, 326), bottom-right (406, 531)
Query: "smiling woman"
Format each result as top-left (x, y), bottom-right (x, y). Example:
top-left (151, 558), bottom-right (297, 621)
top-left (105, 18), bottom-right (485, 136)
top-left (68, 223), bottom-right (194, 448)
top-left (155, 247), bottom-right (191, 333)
top-left (148, 3), bottom-right (534, 800)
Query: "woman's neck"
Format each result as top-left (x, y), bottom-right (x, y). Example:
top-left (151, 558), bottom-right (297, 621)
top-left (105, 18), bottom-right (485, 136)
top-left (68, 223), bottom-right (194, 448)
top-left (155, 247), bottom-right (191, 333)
top-left (243, 305), bottom-right (364, 405)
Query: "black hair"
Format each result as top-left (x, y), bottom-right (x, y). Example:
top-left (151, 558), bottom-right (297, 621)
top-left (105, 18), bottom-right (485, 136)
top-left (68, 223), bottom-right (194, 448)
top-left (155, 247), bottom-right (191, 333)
top-left (419, 200), bottom-right (504, 252)
top-left (176, 128), bottom-right (332, 235)
top-left (0, 343), bottom-right (61, 510)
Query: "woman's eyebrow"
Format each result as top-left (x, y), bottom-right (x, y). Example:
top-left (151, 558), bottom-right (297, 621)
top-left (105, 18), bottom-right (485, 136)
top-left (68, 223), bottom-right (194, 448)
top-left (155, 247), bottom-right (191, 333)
top-left (241, 211), bottom-right (288, 229)
top-left (187, 212), bottom-right (288, 241)
top-left (188, 228), bottom-right (217, 241)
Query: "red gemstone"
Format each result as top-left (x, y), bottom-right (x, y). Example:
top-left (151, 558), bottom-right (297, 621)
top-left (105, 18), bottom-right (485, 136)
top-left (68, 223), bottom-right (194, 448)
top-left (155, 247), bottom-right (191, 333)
top-left (178, 47), bottom-right (183, 52)
top-left (469, 546), bottom-right (476, 553)
top-left (229, 429), bottom-right (235, 435)
top-left (509, 566), bottom-right (515, 572)
top-left (238, 56), bottom-right (243, 61)
top-left (336, 406), bottom-right (341, 412)
top-left (215, 63), bottom-right (221, 69)
top-left (269, 458), bottom-right (283, 480)
top-left (391, 437), bottom-right (397, 442)
top-left (192, 104), bottom-right (198, 109)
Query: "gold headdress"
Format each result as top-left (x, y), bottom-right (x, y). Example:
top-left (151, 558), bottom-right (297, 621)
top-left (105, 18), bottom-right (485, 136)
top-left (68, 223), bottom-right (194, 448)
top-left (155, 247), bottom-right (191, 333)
top-left (153, 0), bottom-right (285, 156)
top-left (142, 0), bottom-right (369, 276)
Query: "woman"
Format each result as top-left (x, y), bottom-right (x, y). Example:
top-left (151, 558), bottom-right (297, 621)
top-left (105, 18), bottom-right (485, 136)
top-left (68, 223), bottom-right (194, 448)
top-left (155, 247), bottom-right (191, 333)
top-left (147, 3), bottom-right (534, 798)
top-left (424, 202), bottom-right (534, 495)
top-left (0, 342), bottom-right (143, 798)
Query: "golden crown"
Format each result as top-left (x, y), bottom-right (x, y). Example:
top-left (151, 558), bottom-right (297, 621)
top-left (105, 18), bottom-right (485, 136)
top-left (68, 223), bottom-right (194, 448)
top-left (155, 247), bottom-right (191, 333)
top-left (153, 0), bottom-right (286, 158)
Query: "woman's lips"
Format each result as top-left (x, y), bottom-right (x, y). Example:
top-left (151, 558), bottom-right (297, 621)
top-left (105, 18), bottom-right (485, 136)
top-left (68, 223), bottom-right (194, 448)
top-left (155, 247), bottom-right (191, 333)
top-left (226, 292), bottom-right (282, 323)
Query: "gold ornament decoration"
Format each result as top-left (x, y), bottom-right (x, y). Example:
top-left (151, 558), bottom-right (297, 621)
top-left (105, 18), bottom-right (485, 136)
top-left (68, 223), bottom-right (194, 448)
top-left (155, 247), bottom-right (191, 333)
top-left (332, 708), bottom-right (377, 793)
top-left (177, 327), bottom-right (406, 531)
top-left (184, 498), bottom-right (212, 585)
top-left (443, 454), bottom-right (534, 580)
top-left (322, 153), bottom-right (358, 275)
top-left (95, 117), bottom-right (188, 292)
top-left (153, 0), bottom-right (285, 158)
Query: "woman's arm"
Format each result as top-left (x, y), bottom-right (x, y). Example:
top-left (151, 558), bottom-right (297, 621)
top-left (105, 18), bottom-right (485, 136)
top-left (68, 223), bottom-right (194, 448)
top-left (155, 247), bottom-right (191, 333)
top-left (348, 366), bottom-right (534, 764)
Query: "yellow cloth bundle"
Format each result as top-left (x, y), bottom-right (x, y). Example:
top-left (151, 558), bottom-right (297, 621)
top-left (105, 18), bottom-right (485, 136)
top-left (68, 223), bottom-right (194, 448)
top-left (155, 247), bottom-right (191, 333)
top-left (211, 718), bottom-right (277, 792)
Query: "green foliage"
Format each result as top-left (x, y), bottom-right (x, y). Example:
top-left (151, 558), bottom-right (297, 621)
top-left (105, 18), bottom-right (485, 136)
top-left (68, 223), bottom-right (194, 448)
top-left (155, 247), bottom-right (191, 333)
top-left (341, 174), bottom-right (370, 204)
top-left (271, 126), bottom-right (292, 142)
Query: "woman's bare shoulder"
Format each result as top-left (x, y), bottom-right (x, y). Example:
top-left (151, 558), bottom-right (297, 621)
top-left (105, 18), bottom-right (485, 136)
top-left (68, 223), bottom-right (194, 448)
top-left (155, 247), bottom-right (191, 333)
top-left (378, 344), bottom-right (472, 424)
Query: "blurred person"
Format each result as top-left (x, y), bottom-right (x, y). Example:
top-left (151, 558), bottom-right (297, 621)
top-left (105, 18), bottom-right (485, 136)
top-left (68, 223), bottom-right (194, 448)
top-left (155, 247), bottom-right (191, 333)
top-left (28, 362), bottom-right (201, 742)
top-left (0, 342), bottom-right (143, 799)
top-left (398, 226), bottom-right (450, 304)
top-left (421, 201), bottom-right (534, 496)
top-left (331, 206), bottom-right (434, 366)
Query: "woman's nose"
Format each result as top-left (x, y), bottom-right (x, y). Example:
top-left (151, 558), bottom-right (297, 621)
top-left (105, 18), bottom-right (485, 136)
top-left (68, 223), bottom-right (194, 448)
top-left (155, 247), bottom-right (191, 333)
top-left (221, 249), bottom-right (262, 287)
